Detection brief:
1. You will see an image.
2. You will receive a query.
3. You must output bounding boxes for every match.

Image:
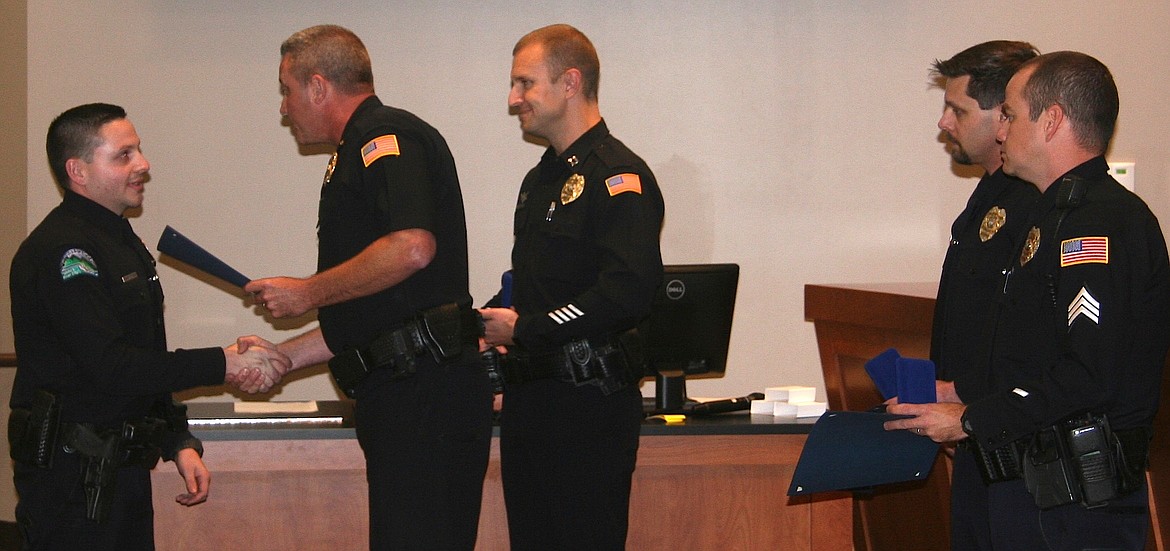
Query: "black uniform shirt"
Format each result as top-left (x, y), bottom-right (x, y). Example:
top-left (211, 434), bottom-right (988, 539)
top-left (316, 95), bottom-right (472, 353)
top-left (932, 168), bottom-right (1038, 382)
top-left (9, 190), bottom-right (223, 437)
top-left (493, 120), bottom-right (664, 352)
top-left (962, 157), bottom-right (1170, 449)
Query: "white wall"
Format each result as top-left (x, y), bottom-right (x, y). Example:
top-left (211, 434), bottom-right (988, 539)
top-left (21, 1), bottom-right (1170, 407)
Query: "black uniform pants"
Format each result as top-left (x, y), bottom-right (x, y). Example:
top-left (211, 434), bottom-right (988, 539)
top-left (14, 451), bottom-right (154, 550)
top-left (951, 446), bottom-right (1149, 550)
top-left (499, 378), bottom-right (642, 551)
top-left (354, 350), bottom-right (493, 551)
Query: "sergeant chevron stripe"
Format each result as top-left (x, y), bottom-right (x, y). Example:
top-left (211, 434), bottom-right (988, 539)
top-left (1067, 286), bottom-right (1101, 326)
top-left (547, 304), bottom-right (585, 325)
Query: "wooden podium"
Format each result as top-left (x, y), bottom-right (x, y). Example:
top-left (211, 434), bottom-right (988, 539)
top-left (804, 282), bottom-right (951, 551)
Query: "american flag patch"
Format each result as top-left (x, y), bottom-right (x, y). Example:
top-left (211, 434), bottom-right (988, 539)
top-left (605, 173), bottom-right (642, 196)
top-left (361, 135), bottom-right (400, 167)
top-left (547, 304), bottom-right (585, 325)
top-left (1060, 236), bottom-right (1108, 267)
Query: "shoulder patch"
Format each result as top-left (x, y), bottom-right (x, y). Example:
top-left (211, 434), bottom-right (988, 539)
top-left (61, 248), bottom-right (99, 281)
top-left (605, 173), bottom-right (642, 196)
top-left (1060, 236), bottom-right (1108, 267)
top-left (361, 135), bottom-right (400, 167)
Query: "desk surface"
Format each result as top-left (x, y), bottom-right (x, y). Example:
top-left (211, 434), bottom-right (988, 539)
top-left (186, 400), bottom-right (818, 441)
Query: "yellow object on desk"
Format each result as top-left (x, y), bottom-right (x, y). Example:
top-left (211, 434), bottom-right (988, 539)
top-left (646, 414), bottom-right (686, 424)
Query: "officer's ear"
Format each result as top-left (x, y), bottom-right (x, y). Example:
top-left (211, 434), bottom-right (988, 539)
top-left (309, 74), bottom-right (328, 104)
top-left (561, 68), bottom-right (583, 100)
top-left (1042, 103), bottom-right (1065, 142)
top-left (65, 158), bottom-right (87, 189)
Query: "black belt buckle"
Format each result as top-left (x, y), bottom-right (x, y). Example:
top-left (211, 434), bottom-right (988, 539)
top-left (328, 348), bottom-right (372, 399)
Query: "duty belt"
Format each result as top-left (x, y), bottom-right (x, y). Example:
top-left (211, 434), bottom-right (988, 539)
top-left (328, 303), bottom-right (482, 398)
top-left (964, 414), bottom-right (1150, 509)
top-left (500, 332), bottom-right (641, 395)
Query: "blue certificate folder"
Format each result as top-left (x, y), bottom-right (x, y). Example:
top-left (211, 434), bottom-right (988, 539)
top-left (864, 347), bottom-right (937, 404)
top-left (156, 226), bottom-right (251, 288)
top-left (788, 411), bottom-right (940, 495)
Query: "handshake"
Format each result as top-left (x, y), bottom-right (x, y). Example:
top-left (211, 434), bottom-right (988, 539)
top-left (222, 336), bottom-right (290, 394)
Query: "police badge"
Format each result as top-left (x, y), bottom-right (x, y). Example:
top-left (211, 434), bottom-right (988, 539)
top-left (561, 174), bottom-right (585, 204)
top-left (323, 152), bottom-right (337, 186)
top-left (1020, 227), bottom-right (1041, 266)
top-left (979, 206), bottom-right (1006, 242)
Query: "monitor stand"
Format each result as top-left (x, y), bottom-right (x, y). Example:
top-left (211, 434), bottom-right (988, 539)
top-left (654, 370), bottom-right (690, 412)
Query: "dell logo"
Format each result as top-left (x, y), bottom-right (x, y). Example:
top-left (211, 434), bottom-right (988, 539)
top-left (665, 279), bottom-right (686, 300)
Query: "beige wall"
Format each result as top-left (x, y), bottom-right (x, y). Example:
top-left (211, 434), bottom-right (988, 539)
top-left (1, 0), bottom-right (26, 350)
top-left (6, 0), bottom-right (1170, 523)
top-left (0, 0), bottom-right (27, 524)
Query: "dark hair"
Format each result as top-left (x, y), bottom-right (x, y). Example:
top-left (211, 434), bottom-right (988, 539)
top-left (280, 24), bottom-right (374, 95)
top-left (932, 41), bottom-right (1039, 109)
top-left (514, 24), bottom-right (600, 101)
top-left (46, 103), bottom-right (127, 190)
top-left (1020, 51), bottom-right (1118, 154)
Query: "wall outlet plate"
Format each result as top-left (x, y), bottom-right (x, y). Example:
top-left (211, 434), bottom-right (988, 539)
top-left (1108, 161), bottom-right (1135, 192)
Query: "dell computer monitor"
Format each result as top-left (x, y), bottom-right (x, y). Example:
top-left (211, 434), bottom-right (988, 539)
top-left (640, 263), bottom-right (740, 412)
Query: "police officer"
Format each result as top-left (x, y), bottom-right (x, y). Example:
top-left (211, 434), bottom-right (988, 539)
top-left (9, 103), bottom-right (286, 550)
top-left (243, 25), bottom-right (493, 550)
top-left (928, 41), bottom-right (1039, 550)
top-left (479, 24), bottom-right (665, 551)
top-left (888, 52), bottom-right (1170, 550)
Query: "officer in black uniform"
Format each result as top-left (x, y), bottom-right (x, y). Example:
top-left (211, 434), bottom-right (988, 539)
top-left (888, 52), bottom-right (1170, 550)
top-left (927, 41), bottom-right (1039, 550)
top-left (480, 24), bottom-right (664, 551)
top-left (244, 25), bottom-right (493, 550)
top-left (9, 103), bottom-right (284, 550)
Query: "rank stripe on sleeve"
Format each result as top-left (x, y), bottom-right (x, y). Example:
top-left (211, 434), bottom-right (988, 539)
top-left (1068, 286), bottom-right (1101, 326)
top-left (361, 135), bottom-right (400, 167)
top-left (547, 304), bottom-right (585, 325)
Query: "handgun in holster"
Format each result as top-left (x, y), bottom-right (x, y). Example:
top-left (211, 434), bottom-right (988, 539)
top-left (419, 303), bottom-right (480, 363)
top-left (68, 424), bottom-right (123, 523)
top-left (565, 329), bottom-right (643, 395)
top-left (7, 389), bottom-right (61, 469)
top-left (329, 303), bottom-right (481, 398)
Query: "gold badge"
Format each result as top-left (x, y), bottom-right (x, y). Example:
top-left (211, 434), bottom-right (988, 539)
top-left (323, 152), bottom-right (338, 187)
top-left (979, 206), bottom-right (1006, 242)
top-left (1020, 227), bottom-right (1041, 266)
top-left (561, 174), bottom-right (585, 205)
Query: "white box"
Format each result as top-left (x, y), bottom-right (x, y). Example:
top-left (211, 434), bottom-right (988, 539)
top-left (764, 385), bottom-right (816, 403)
top-left (772, 402), bottom-right (798, 417)
top-left (750, 400), bottom-right (775, 415)
top-left (793, 401), bottom-right (827, 418)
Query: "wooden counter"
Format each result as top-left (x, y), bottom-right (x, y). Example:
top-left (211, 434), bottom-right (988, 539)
top-left (150, 407), bottom-right (850, 551)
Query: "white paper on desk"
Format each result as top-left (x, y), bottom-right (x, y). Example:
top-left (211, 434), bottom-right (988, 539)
top-left (233, 400), bottom-right (319, 414)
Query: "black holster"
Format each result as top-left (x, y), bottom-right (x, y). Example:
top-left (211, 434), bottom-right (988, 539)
top-left (66, 417), bottom-right (168, 523)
